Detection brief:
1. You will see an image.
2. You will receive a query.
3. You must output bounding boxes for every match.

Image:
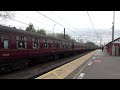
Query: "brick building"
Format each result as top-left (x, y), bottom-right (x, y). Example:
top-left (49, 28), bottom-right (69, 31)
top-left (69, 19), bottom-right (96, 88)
top-left (105, 37), bottom-right (120, 56)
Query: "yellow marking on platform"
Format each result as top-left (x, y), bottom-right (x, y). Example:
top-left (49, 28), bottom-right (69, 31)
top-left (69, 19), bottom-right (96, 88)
top-left (64, 68), bottom-right (71, 73)
top-left (59, 64), bottom-right (75, 73)
top-left (68, 63), bottom-right (76, 68)
top-left (36, 71), bottom-right (54, 79)
top-left (72, 60), bottom-right (90, 79)
top-left (73, 50), bottom-right (98, 79)
top-left (52, 71), bottom-right (62, 79)
top-left (54, 67), bottom-right (70, 78)
top-left (65, 64), bottom-right (74, 69)
top-left (42, 73), bottom-right (59, 79)
top-left (36, 50), bottom-right (98, 79)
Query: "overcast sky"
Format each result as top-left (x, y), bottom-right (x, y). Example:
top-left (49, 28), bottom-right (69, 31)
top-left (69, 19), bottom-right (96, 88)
top-left (0, 11), bottom-right (120, 46)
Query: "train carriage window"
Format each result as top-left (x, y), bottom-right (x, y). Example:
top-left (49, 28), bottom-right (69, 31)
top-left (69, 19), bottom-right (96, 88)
top-left (16, 36), bottom-right (27, 48)
top-left (53, 40), bottom-right (57, 48)
top-left (67, 42), bottom-right (69, 48)
top-left (44, 39), bottom-right (48, 48)
top-left (69, 42), bottom-right (70, 48)
top-left (66, 42), bottom-right (68, 48)
top-left (64, 42), bottom-right (66, 48)
top-left (47, 39), bottom-right (51, 48)
top-left (60, 42), bottom-right (62, 48)
top-left (33, 38), bottom-right (39, 48)
top-left (54, 41), bottom-right (57, 48)
top-left (52, 41), bottom-right (54, 47)
top-left (74, 43), bottom-right (76, 48)
top-left (56, 42), bottom-right (59, 48)
top-left (69, 43), bottom-right (71, 48)
top-left (70, 43), bottom-right (72, 48)
top-left (68, 43), bottom-right (70, 48)
top-left (53, 40), bottom-right (56, 48)
top-left (72, 42), bottom-right (74, 48)
top-left (71, 43), bottom-right (73, 48)
top-left (62, 42), bottom-right (65, 48)
top-left (1, 36), bottom-right (9, 49)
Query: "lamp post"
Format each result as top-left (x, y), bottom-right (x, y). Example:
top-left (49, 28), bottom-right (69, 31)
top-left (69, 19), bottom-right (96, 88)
top-left (53, 24), bottom-right (56, 36)
top-left (78, 35), bottom-right (81, 42)
top-left (64, 28), bottom-right (65, 39)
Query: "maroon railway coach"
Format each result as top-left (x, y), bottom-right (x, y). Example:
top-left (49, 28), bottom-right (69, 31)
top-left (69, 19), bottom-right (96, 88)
top-left (0, 25), bottom-right (76, 61)
top-left (0, 25), bottom-right (88, 72)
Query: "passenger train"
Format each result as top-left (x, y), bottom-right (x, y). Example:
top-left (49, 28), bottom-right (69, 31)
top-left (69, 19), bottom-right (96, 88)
top-left (0, 25), bottom-right (96, 73)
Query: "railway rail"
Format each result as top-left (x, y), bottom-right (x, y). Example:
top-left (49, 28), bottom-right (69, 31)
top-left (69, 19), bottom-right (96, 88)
top-left (0, 50), bottom-right (94, 79)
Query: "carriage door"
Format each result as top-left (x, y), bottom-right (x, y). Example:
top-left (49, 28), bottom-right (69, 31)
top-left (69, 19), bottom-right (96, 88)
top-left (1, 35), bottom-right (9, 49)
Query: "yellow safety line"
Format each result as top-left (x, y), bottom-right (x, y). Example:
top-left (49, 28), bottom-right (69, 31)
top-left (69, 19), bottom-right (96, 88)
top-left (72, 60), bottom-right (90, 79)
top-left (68, 63), bottom-right (77, 68)
top-left (36, 71), bottom-right (54, 79)
top-left (52, 70), bottom-right (63, 79)
top-left (36, 50), bottom-right (98, 79)
top-left (64, 68), bottom-right (71, 73)
top-left (72, 50), bottom-right (98, 79)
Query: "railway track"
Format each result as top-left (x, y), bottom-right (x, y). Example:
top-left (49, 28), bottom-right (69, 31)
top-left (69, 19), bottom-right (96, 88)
top-left (0, 50), bottom-right (93, 79)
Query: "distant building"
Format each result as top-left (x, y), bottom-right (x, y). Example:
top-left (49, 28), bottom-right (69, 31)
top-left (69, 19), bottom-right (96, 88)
top-left (105, 37), bottom-right (120, 56)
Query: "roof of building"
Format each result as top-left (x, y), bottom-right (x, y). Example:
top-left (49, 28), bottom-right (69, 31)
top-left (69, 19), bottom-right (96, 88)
top-left (106, 37), bottom-right (120, 46)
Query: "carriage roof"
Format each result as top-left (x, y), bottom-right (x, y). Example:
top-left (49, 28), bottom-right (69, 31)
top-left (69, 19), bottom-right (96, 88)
top-left (0, 25), bottom-right (74, 43)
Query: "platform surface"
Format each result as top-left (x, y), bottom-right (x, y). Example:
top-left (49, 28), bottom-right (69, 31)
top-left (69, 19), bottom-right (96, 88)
top-left (36, 50), bottom-right (98, 79)
top-left (72, 49), bottom-right (120, 79)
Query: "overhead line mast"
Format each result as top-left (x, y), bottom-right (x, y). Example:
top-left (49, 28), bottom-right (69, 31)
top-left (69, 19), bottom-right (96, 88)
top-left (112, 11), bottom-right (115, 56)
top-left (36, 11), bottom-right (84, 39)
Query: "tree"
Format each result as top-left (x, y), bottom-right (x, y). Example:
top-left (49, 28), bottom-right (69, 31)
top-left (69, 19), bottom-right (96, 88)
top-left (46, 32), bottom-right (76, 42)
top-left (26, 23), bottom-right (36, 32)
top-left (70, 38), bottom-right (77, 42)
top-left (0, 11), bottom-right (14, 20)
top-left (37, 29), bottom-right (46, 36)
top-left (79, 39), bottom-right (84, 43)
top-left (0, 11), bottom-right (15, 24)
top-left (86, 41), bottom-right (95, 46)
top-left (46, 33), bottom-right (55, 38)
top-left (85, 41), bottom-right (98, 48)
top-left (55, 33), bottom-right (71, 40)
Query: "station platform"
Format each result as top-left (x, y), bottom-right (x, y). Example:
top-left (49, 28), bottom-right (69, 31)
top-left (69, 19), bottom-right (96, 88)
top-left (36, 49), bottom-right (120, 79)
